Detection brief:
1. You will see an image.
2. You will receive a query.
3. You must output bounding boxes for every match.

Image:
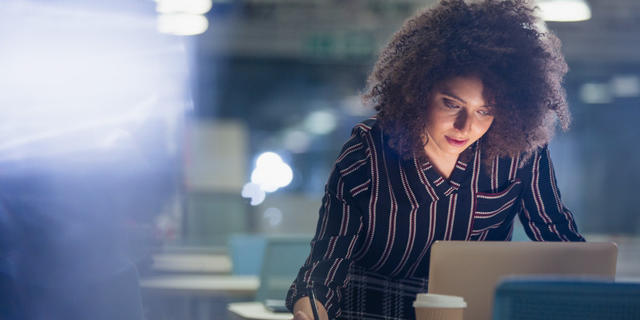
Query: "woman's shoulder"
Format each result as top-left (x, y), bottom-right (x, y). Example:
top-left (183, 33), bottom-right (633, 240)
top-left (335, 117), bottom-right (378, 166)
top-left (491, 144), bottom-right (550, 176)
top-left (351, 116), bottom-right (378, 135)
top-left (331, 117), bottom-right (384, 182)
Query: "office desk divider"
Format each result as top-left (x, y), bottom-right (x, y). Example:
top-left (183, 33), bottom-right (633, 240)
top-left (492, 277), bottom-right (640, 320)
top-left (229, 234), bottom-right (313, 319)
top-left (229, 234), bottom-right (268, 276)
top-left (256, 235), bottom-right (313, 303)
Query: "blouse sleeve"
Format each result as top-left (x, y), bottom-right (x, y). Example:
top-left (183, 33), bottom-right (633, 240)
top-left (285, 132), bottom-right (368, 319)
top-left (518, 145), bottom-right (585, 241)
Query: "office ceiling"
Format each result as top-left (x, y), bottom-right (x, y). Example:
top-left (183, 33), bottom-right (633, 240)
top-left (198, 0), bottom-right (640, 66)
top-left (550, 0), bottom-right (640, 66)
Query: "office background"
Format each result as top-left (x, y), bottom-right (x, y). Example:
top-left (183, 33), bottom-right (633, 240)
top-left (0, 0), bottom-right (639, 319)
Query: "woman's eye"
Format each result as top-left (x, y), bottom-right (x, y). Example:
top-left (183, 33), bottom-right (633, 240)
top-left (444, 101), bottom-right (460, 109)
top-left (477, 109), bottom-right (492, 116)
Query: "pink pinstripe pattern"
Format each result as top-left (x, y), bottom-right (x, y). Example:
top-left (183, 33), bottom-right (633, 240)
top-left (318, 189), bottom-right (332, 239)
top-left (444, 194), bottom-right (457, 240)
top-left (465, 145), bottom-right (482, 240)
top-left (407, 200), bottom-right (437, 277)
top-left (371, 138), bottom-right (399, 271)
top-left (350, 179), bottom-right (370, 197)
top-left (324, 237), bottom-right (338, 260)
top-left (340, 158), bottom-right (369, 176)
top-left (339, 204), bottom-right (350, 236)
top-left (455, 161), bottom-right (467, 170)
top-left (521, 199), bottom-right (543, 240)
top-left (545, 149), bottom-right (578, 236)
top-left (336, 142), bottom-right (364, 163)
top-left (415, 158), bottom-right (439, 201)
top-left (324, 258), bottom-right (342, 286)
top-left (355, 131), bottom-right (380, 261)
top-left (531, 151), bottom-right (563, 239)
top-left (475, 197), bottom-right (518, 218)
top-left (508, 155), bottom-right (519, 180)
top-left (477, 181), bottom-right (521, 199)
top-left (354, 122), bottom-right (372, 131)
top-left (345, 231), bottom-right (360, 258)
top-left (390, 163), bottom-right (418, 277)
top-left (491, 155), bottom-right (499, 191)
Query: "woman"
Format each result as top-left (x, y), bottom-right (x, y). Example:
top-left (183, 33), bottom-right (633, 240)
top-left (287, 1), bottom-right (584, 319)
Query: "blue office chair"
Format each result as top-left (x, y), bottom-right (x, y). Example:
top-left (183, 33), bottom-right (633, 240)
top-left (228, 234), bottom-right (267, 276)
top-left (492, 277), bottom-right (640, 320)
top-left (255, 235), bottom-right (313, 303)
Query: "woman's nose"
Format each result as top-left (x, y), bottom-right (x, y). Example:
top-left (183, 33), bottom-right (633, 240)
top-left (453, 111), bottom-right (472, 133)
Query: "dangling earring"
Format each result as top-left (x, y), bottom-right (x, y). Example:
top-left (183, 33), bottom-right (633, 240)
top-left (421, 132), bottom-right (429, 146)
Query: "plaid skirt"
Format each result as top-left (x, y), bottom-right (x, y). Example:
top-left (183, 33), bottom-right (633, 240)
top-left (339, 264), bottom-right (428, 320)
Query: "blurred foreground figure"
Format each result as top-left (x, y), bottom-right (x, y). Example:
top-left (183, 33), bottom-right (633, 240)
top-left (0, 136), bottom-right (177, 319)
top-left (0, 1), bottom-right (186, 318)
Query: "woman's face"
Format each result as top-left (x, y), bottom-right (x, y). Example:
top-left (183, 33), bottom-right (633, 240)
top-left (424, 75), bottom-right (495, 159)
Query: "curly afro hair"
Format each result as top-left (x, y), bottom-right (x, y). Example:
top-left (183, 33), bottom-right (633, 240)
top-left (363, 0), bottom-right (570, 164)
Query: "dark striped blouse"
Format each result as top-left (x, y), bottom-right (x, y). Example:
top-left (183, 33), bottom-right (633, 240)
top-left (286, 118), bottom-right (584, 320)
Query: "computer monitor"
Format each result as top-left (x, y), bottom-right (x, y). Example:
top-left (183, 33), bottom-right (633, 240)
top-left (427, 241), bottom-right (618, 320)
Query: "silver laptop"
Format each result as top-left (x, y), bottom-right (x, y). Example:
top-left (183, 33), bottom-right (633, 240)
top-left (427, 241), bottom-right (618, 320)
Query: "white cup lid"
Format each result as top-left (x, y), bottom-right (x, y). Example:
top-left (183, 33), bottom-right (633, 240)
top-left (413, 293), bottom-right (467, 308)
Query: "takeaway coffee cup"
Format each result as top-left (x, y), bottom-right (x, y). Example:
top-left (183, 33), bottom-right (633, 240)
top-left (413, 293), bottom-right (467, 320)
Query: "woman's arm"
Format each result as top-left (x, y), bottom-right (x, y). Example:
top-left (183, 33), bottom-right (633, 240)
top-left (518, 146), bottom-right (585, 241)
top-left (286, 131), bottom-right (369, 318)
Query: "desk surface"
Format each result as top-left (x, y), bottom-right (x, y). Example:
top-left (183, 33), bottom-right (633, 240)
top-left (152, 253), bottom-right (232, 274)
top-left (228, 302), bottom-right (293, 320)
top-left (141, 275), bottom-right (258, 297)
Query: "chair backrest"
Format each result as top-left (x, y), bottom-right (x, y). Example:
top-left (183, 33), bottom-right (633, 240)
top-left (255, 235), bottom-right (312, 302)
top-left (228, 234), bottom-right (267, 275)
top-left (492, 277), bottom-right (640, 320)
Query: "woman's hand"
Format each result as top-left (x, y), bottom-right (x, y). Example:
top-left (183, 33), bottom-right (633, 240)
top-left (293, 297), bottom-right (329, 320)
top-left (293, 310), bottom-right (312, 320)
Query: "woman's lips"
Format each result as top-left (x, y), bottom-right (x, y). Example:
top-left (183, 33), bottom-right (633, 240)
top-left (445, 136), bottom-right (468, 147)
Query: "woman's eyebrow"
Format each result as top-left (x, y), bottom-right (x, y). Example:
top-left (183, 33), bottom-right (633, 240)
top-left (440, 89), bottom-right (466, 104)
top-left (441, 89), bottom-right (493, 109)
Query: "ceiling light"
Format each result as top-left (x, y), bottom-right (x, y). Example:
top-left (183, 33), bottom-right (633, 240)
top-left (241, 182), bottom-right (265, 206)
top-left (283, 129), bottom-right (311, 153)
top-left (156, 0), bottom-right (212, 15)
top-left (579, 83), bottom-right (612, 104)
top-left (537, 0), bottom-right (591, 22)
top-left (263, 208), bottom-right (283, 227)
top-left (304, 110), bottom-right (337, 135)
top-left (157, 13), bottom-right (208, 36)
top-left (250, 152), bottom-right (293, 193)
top-left (610, 75), bottom-right (640, 98)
